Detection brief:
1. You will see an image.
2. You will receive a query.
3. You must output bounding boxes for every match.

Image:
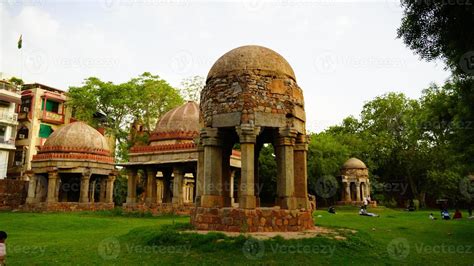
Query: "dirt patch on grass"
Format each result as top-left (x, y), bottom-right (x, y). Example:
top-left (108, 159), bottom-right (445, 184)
top-left (185, 226), bottom-right (356, 240)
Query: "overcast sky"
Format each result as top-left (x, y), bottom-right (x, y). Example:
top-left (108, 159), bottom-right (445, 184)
top-left (0, 0), bottom-right (450, 132)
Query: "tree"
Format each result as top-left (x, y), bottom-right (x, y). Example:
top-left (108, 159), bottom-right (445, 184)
top-left (398, 1), bottom-right (474, 76)
top-left (180, 75), bottom-right (204, 102)
top-left (67, 73), bottom-right (183, 160)
top-left (9, 77), bottom-right (24, 86)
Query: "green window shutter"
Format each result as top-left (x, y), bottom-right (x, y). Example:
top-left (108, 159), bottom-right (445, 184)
top-left (41, 99), bottom-right (60, 113)
top-left (39, 124), bottom-right (53, 138)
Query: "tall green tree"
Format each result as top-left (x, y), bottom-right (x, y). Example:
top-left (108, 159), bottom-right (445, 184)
top-left (67, 72), bottom-right (183, 160)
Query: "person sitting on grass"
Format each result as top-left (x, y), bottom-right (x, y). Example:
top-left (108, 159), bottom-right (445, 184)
top-left (0, 231), bottom-right (7, 266)
top-left (441, 209), bottom-right (451, 220)
top-left (328, 206), bottom-right (336, 214)
top-left (453, 209), bottom-right (462, 219)
top-left (429, 213), bottom-right (437, 220)
top-left (359, 206), bottom-right (379, 217)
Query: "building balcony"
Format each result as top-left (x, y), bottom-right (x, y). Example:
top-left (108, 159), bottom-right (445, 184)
top-left (0, 82), bottom-right (20, 94)
top-left (41, 111), bottom-right (64, 124)
top-left (0, 111), bottom-right (18, 125)
top-left (0, 138), bottom-right (16, 150)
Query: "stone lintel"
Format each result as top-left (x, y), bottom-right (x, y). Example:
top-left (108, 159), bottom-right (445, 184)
top-left (212, 112), bottom-right (241, 127)
top-left (254, 112), bottom-right (286, 128)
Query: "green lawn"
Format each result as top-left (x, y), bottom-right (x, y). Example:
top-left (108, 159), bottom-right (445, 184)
top-left (0, 207), bottom-right (472, 265)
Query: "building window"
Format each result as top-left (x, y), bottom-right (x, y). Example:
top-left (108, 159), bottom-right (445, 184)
top-left (0, 125), bottom-right (6, 141)
top-left (39, 124), bottom-right (53, 138)
top-left (20, 97), bottom-right (32, 113)
top-left (41, 99), bottom-right (60, 113)
top-left (17, 126), bottom-right (29, 139)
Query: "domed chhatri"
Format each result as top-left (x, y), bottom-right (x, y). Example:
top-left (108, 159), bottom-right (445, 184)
top-left (339, 157), bottom-right (374, 206)
top-left (123, 101), bottom-right (241, 215)
top-left (40, 121), bottom-right (111, 156)
top-left (342, 157), bottom-right (367, 169)
top-left (207, 45), bottom-right (296, 81)
top-left (150, 101), bottom-right (200, 143)
top-left (27, 122), bottom-right (116, 212)
top-left (193, 45), bottom-right (312, 232)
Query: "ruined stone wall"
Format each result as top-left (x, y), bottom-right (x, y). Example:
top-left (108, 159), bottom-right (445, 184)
top-left (21, 202), bottom-right (114, 212)
top-left (200, 71), bottom-right (305, 127)
top-left (0, 179), bottom-right (28, 210)
top-left (191, 207), bottom-right (314, 232)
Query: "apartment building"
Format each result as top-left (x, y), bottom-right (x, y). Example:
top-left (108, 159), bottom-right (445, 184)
top-left (0, 80), bottom-right (21, 179)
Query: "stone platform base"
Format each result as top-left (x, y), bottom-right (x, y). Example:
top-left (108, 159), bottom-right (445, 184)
top-left (123, 203), bottom-right (195, 216)
top-left (21, 202), bottom-right (114, 212)
top-left (336, 201), bottom-right (377, 207)
top-left (191, 207), bottom-right (315, 232)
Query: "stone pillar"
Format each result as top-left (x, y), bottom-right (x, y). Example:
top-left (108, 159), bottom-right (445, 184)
top-left (172, 168), bottom-right (184, 204)
top-left (230, 170), bottom-right (235, 205)
top-left (156, 178), bottom-right (163, 203)
top-left (189, 183), bottom-right (194, 203)
top-left (26, 175), bottom-right (38, 204)
top-left (89, 180), bottom-right (96, 203)
top-left (46, 171), bottom-right (59, 203)
top-left (294, 134), bottom-right (309, 209)
top-left (126, 168), bottom-right (137, 204)
top-left (99, 178), bottom-right (107, 202)
top-left (145, 168), bottom-right (157, 204)
top-left (276, 128), bottom-right (297, 210)
top-left (221, 146), bottom-right (232, 207)
top-left (236, 125), bottom-right (260, 209)
top-left (79, 170), bottom-right (92, 203)
top-left (355, 182), bottom-right (361, 202)
top-left (200, 128), bottom-right (224, 208)
top-left (106, 174), bottom-right (116, 203)
top-left (344, 182), bottom-right (351, 201)
top-left (195, 141), bottom-right (204, 206)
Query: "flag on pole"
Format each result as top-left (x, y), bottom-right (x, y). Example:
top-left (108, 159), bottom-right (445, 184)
top-left (18, 35), bottom-right (22, 49)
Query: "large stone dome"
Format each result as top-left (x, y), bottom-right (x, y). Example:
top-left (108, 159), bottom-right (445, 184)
top-left (40, 121), bottom-right (111, 155)
top-left (150, 101), bottom-right (199, 142)
top-left (207, 45), bottom-right (296, 81)
top-left (342, 158), bottom-right (367, 169)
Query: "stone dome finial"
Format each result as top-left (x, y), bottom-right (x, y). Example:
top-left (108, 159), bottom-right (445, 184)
top-left (342, 158), bottom-right (367, 169)
top-left (207, 45), bottom-right (296, 81)
top-left (150, 101), bottom-right (200, 142)
top-left (40, 121), bottom-right (110, 155)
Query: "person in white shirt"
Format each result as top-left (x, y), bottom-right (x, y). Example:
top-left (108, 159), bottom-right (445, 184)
top-left (0, 231), bottom-right (7, 266)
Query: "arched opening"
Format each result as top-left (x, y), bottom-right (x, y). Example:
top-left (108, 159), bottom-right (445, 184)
top-left (58, 174), bottom-right (81, 202)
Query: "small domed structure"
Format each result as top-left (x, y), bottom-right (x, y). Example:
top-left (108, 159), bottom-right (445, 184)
top-left (149, 101), bottom-right (199, 144)
top-left (27, 122), bottom-right (116, 211)
top-left (193, 45), bottom-right (312, 232)
top-left (124, 101), bottom-right (241, 213)
top-left (342, 158), bottom-right (367, 169)
top-left (339, 158), bottom-right (373, 206)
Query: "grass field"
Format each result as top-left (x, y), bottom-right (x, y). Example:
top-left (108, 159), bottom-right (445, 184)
top-left (0, 207), bottom-right (473, 265)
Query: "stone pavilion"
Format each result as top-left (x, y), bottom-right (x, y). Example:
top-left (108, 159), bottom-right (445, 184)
top-left (24, 121), bottom-right (117, 211)
top-left (338, 157), bottom-right (375, 206)
top-left (191, 45), bottom-right (314, 232)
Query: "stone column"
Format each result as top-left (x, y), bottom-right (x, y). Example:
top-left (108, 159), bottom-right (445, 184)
top-left (229, 170), bottom-right (235, 205)
top-left (275, 128), bottom-right (297, 210)
top-left (126, 168), bottom-right (137, 204)
top-left (145, 167), bottom-right (157, 204)
top-left (200, 128), bottom-right (224, 208)
top-left (99, 178), bottom-right (107, 202)
top-left (236, 125), bottom-right (260, 209)
top-left (189, 183), bottom-right (194, 203)
top-left (221, 145), bottom-right (232, 207)
top-left (344, 182), bottom-right (351, 202)
top-left (26, 175), bottom-right (38, 204)
top-left (195, 140), bottom-right (204, 206)
top-left (156, 178), bottom-right (163, 203)
top-left (46, 171), bottom-right (59, 203)
top-left (79, 170), bottom-right (92, 203)
top-left (89, 180), bottom-right (96, 203)
top-left (294, 134), bottom-right (309, 209)
top-left (172, 168), bottom-right (184, 204)
top-left (355, 182), bottom-right (361, 202)
top-left (106, 174), bottom-right (116, 203)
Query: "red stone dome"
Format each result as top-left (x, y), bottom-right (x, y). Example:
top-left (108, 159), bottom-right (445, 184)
top-left (149, 101), bottom-right (200, 142)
